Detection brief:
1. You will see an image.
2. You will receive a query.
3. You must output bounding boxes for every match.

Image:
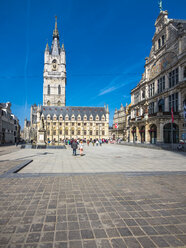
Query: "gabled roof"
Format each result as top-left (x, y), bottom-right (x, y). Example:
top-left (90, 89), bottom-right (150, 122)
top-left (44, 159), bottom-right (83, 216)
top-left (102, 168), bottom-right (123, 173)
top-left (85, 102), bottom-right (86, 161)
top-left (40, 106), bottom-right (107, 120)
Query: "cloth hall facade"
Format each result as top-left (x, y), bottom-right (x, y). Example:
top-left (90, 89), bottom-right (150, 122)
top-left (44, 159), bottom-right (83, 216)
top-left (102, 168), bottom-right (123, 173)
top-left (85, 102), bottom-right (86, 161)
top-left (26, 18), bottom-right (109, 143)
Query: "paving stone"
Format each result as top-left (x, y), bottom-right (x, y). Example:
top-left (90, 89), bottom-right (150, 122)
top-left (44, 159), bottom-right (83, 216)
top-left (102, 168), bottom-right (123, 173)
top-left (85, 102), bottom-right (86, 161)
top-left (150, 236), bottom-right (170, 247)
top-left (0, 234), bottom-right (11, 244)
top-left (83, 240), bottom-right (97, 248)
top-left (11, 233), bottom-right (26, 244)
top-left (141, 226), bottom-right (158, 235)
top-left (30, 223), bottom-right (43, 232)
top-left (43, 222), bottom-right (56, 231)
top-left (176, 234), bottom-right (186, 245)
top-left (111, 238), bottom-right (127, 248)
top-left (81, 229), bottom-right (94, 239)
top-left (130, 226), bottom-right (146, 236)
top-left (26, 233), bottom-right (40, 243)
top-left (69, 240), bottom-right (83, 248)
top-left (93, 229), bottom-right (107, 238)
top-left (117, 227), bottom-right (132, 236)
top-left (55, 231), bottom-right (67, 241)
top-left (40, 231), bottom-right (54, 242)
top-left (96, 239), bottom-right (112, 248)
top-left (137, 236), bottom-right (156, 248)
top-left (16, 224), bottom-right (30, 233)
top-left (54, 242), bottom-right (67, 248)
top-left (164, 235), bottom-right (185, 247)
top-left (105, 228), bottom-right (120, 238)
top-left (68, 230), bottom-right (81, 240)
top-left (124, 237), bottom-right (141, 248)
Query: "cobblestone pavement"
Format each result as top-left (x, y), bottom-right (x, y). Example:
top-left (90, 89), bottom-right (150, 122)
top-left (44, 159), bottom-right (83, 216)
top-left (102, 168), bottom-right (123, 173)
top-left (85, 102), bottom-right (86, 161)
top-left (0, 145), bottom-right (186, 247)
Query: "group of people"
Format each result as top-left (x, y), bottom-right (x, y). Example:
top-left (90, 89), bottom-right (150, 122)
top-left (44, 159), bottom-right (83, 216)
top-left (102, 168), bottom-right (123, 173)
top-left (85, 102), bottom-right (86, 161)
top-left (71, 139), bottom-right (83, 156)
top-left (70, 138), bottom-right (108, 156)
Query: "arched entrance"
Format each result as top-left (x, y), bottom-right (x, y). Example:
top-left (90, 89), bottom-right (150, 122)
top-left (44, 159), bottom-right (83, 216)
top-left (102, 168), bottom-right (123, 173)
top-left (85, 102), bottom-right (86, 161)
top-left (139, 126), bottom-right (145, 143)
top-left (132, 127), bottom-right (137, 143)
top-left (149, 124), bottom-right (157, 144)
top-left (163, 123), bottom-right (179, 143)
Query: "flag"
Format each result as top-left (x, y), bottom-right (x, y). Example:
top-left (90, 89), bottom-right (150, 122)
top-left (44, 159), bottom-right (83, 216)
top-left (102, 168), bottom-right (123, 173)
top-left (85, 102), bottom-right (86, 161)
top-left (171, 107), bottom-right (174, 123)
top-left (115, 123), bottom-right (118, 129)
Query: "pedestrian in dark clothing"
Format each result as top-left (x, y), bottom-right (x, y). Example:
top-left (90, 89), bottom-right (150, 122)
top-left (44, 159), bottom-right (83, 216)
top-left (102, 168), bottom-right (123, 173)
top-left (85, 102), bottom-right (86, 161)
top-left (71, 139), bottom-right (78, 156)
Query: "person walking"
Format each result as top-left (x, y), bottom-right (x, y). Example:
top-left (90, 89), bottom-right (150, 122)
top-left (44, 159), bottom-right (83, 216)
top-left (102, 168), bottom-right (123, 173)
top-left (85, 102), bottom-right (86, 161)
top-left (79, 141), bottom-right (84, 156)
top-left (71, 139), bottom-right (78, 156)
top-left (96, 140), bottom-right (99, 146)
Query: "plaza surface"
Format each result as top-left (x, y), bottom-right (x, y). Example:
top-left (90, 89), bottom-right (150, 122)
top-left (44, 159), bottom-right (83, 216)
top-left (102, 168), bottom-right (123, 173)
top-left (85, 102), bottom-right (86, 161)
top-left (0, 145), bottom-right (186, 248)
top-left (0, 144), bottom-right (186, 174)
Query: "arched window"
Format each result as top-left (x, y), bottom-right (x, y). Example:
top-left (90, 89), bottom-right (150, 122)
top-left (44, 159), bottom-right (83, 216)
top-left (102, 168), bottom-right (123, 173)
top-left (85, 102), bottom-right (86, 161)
top-left (47, 85), bottom-right (50, 95)
top-left (47, 101), bottom-right (50, 106)
top-left (58, 85), bottom-right (61, 95)
top-left (57, 101), bottom-right (61, 106)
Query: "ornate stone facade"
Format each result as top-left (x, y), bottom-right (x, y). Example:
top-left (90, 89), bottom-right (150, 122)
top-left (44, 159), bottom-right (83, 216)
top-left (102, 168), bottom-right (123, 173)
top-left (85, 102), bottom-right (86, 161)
top-left (26, 18), bottom-right (109, 143)
top-left (129, 11), bottom-right (186, 144)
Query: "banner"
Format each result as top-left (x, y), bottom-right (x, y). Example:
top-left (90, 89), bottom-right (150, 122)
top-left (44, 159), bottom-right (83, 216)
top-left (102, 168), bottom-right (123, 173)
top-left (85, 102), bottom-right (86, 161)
top-left (184, 100), bottom-right (186, 121)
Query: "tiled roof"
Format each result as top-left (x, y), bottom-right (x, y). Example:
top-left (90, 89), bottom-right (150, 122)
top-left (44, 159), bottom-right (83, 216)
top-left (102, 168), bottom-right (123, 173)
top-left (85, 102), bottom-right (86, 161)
top-left (40, 106), bottom-right (107, 120)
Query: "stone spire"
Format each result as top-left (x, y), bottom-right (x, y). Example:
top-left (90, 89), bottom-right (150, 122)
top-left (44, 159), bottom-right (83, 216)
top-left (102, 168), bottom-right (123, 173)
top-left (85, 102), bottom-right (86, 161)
top-left (53, 16), bottom-right (59, 39)
top-left (45, 42), bottom-right (49, 52)
top-left (51, 16), bottom-right (60, 56)
top-left (106, 105), bottom-right (109, 113)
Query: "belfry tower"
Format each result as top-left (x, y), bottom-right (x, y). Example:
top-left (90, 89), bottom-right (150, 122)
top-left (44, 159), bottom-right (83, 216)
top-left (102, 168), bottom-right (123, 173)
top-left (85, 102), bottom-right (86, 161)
top-left (43, 17), bottom-right (66, 106)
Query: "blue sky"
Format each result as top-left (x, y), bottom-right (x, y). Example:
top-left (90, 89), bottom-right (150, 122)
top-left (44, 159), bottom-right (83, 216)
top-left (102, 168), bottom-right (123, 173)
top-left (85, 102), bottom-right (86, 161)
top-left (0, 0), bottom-right (186, 128)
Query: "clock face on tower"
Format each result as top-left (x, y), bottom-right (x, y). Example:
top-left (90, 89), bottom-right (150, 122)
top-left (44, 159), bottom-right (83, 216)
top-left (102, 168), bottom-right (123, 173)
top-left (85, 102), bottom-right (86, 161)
top-left (52, 59), bottom-right (58, 71)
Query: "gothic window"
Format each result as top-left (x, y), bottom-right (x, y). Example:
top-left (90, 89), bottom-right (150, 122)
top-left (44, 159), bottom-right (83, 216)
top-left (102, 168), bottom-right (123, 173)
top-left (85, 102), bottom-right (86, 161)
top-left (47, 101), bottom-right (50, 106)
top-left (65, 115), bottom-right (69, 121)
top-left (84, 115), bottom-right (87, 121)
top-left (57, 101), bottom-right (61, 106)
top-left (47, 85), bottom-right (50, 95)
top-left (58, 85), bottom-right (61, 95)
top-left (89, 115), bottom-right (93, 121)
